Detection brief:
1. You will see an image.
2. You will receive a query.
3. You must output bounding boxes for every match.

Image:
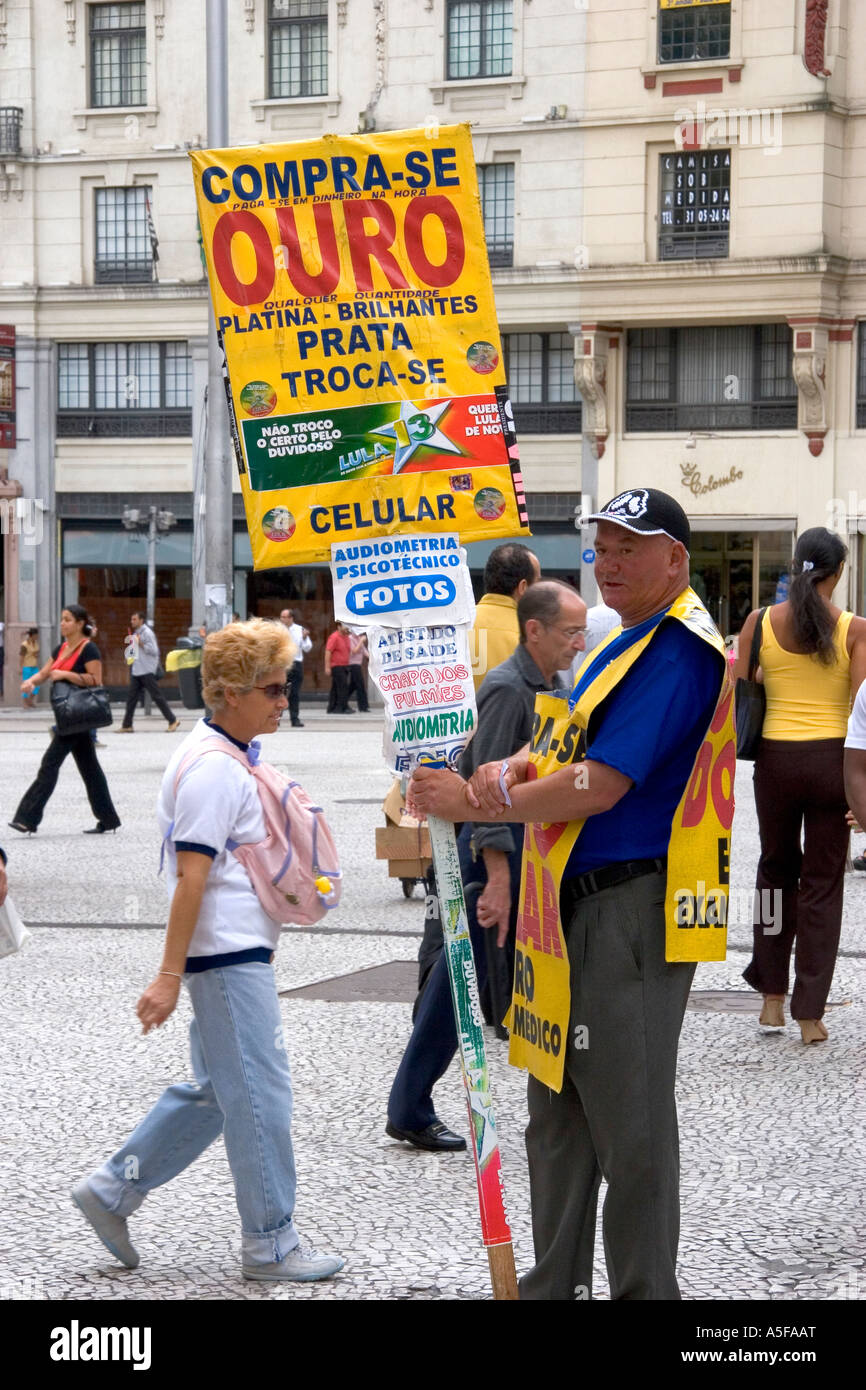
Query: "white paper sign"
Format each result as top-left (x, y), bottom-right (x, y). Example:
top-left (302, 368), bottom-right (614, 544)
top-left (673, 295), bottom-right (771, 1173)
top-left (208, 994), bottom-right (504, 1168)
top-left (330, 534), bottom-right (475, 628)
top-left (368, 623), bottom-right (477, 773)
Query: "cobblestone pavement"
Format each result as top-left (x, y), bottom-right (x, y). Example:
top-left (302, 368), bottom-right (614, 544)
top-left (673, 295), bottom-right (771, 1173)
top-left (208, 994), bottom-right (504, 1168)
top-left (0, 707), bottom-right (864, 1301)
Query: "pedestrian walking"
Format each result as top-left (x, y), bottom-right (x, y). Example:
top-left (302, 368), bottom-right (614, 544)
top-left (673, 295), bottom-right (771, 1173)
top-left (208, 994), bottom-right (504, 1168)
top-left (388, 580), bottom-right (585, 1152)
top-left (279, 608), bottom-right (312, 726)
top-left (119, 612), bottom-right (180, 733)
top-left (9, 605), bottom-right (121, 836)
top-left (20, 627), bottom-right (40, 706)
top-left (70, 618), bottom-right (344, 1282)
top-left (347, 631), bottom-right (369, 712)
top-left (325, 621), bottom-right (352, 713)
top-left (735, 528), bottom-right (866, 1044)
top-left (411, 489), bottom-right (732, 1300)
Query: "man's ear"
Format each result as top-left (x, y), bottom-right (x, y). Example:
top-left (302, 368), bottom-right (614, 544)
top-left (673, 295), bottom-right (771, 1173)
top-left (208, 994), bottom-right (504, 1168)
top-left (515, 578), bottom-right (528, 600)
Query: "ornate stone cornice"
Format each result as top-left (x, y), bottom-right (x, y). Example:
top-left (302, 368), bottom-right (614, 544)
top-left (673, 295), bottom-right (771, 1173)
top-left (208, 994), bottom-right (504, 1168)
top-left (0, 2), bottom-right (7, 51)
top-left (574, 327), bottom-right (620, 460)
top-left (64, 1), bottom-right (76, 45)
top-left (154, 0), bottom-right (165, 38)
top-left (789, 320), bottom-right (829, 455)
top-left (244, 0), bottom-right (256, 32)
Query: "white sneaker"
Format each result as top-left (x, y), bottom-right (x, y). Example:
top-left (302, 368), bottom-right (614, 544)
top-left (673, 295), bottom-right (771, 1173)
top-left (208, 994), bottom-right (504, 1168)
top-left (71, 1179), bottom-right (140, 1269)
top-left (242, 1238), bottom-right (344, 1282)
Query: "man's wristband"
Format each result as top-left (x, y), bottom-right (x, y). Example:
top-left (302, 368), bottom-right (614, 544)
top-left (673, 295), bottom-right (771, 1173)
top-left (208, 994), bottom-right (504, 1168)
top-left (159, 970), bottom-right (183, 980)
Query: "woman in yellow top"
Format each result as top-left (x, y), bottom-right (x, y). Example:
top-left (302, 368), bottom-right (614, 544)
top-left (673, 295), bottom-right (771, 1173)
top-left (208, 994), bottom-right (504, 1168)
top-left (735, 529), bottom-right (866, 1043)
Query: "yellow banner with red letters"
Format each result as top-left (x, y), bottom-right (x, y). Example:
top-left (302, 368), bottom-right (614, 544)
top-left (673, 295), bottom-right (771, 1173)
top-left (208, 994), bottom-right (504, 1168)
top-left (508, 588), bottom-right (735, 1091)
top-left (191, 125), bottom-right (529, 568)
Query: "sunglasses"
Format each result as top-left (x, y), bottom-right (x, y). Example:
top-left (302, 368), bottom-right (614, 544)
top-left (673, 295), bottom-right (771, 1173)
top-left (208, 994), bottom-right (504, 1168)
top-left (252, 681), bottom-right (290, 701)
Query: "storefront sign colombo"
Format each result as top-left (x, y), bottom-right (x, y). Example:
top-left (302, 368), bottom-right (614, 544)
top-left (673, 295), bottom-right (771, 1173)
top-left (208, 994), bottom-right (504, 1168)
top-left (191, 125), bottom-right (530, 570)
top-left (680, 460), bottom-right (744, 497)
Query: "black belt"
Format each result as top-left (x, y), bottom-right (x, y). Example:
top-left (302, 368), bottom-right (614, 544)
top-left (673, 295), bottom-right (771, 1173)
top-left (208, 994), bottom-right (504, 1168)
top-left (564, 856), bottom-right (666, 903)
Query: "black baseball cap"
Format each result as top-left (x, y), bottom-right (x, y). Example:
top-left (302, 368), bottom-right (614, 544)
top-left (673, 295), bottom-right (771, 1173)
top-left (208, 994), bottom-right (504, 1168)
top-left (587, 488), bottom-right (690, 551)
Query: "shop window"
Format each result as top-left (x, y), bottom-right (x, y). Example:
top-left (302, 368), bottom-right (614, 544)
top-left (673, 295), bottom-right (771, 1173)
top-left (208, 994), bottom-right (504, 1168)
top-left (268, 0), bottom-right (328, 98)
top-left (90, 2), bottom-right (146, 107)
top-left (478, 163), bottom-right (514, 267)
top-left (57, 342), bottom-right (192, 436)
top-left (659, 150), bottom-right (730, 260)
top-left (502, 332), bottom-right (581, 433)
top-left (857, 325), bottom-right (866, 428)
top-left (626, 324), bottom-right (797, 431)
top-left (447, 0), bottom-right (512, 79)
top-left (95, 186), bottom-right (155, 283)
top-left (658, 1), bottom-right (730, 65)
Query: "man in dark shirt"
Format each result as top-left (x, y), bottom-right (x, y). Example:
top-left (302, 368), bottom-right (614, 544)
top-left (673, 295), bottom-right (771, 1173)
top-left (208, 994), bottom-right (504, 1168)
top-left (385, 581), bottom-right (587, 1152)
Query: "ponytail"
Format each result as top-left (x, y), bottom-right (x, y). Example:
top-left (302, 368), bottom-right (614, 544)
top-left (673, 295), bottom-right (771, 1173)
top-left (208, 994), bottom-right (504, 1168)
top-left (789, 527), bottom-right (847, 665)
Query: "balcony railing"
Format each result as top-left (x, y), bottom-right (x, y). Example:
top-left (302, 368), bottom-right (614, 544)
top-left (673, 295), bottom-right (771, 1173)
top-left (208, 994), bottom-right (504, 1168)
top-left (625, 401), bottom-right (797, 432)
top-left (512, 404), bottom-right (582, 434)
top-left (57, 410), bottom-right (192, 438)
top-left (0, 107), bottom-right (23, 157)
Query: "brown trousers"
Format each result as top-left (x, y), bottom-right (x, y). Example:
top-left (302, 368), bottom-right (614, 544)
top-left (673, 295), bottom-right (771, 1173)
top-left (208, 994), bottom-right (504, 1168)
top-left (743, 738), bottom-right (848, 1019)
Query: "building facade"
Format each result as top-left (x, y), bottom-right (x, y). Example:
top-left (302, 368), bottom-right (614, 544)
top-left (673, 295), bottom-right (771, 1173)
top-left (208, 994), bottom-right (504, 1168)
top-left (0, 0), bottom-right (864, 698)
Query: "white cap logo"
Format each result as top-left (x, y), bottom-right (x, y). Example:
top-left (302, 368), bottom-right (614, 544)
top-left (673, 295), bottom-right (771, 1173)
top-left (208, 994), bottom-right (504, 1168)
top-left (604, 489), bottom-right (649, 520)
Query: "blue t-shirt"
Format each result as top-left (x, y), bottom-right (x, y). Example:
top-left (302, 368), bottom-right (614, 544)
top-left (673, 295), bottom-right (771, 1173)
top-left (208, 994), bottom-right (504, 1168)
top-left (565, 616), bottom-right (722, 876)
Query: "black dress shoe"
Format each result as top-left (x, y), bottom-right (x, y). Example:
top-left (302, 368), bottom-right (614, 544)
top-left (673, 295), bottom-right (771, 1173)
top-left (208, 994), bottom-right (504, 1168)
top-left (8, 819), bottom-right (36, 835)
top-left (385, 1119), bottom-right (467, 1152)
top-left (291, 720), bottom-right (304, 728)
top-left (83, 822), bottom-right (120, 835)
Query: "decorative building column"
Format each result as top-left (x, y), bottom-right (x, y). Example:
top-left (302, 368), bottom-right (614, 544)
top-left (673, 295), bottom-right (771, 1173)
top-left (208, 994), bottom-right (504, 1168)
top-left (573, 325), bottom-right (620, 461)
top-left (789, 320), bottom-right (829, 457)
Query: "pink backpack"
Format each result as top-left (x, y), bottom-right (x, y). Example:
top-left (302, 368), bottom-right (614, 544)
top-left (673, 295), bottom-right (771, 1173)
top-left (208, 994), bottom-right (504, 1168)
top-left (172, 736), bottom-right (342, 925)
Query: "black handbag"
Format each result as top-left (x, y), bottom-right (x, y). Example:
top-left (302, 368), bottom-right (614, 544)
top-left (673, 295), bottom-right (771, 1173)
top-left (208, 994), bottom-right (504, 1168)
top-left (51, 682), bottom-right (113, 736)
top-left (734, 607), bottom-right (767, 760)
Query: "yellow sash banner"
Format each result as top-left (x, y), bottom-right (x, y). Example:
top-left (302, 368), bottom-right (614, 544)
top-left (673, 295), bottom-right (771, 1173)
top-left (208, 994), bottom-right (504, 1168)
top-left (508, 588), bottom-right (735, 1090)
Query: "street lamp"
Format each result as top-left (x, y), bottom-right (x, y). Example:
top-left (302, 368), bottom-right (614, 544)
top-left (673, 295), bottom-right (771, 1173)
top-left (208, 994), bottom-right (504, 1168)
top-left (122, 504), bottom-right (176, 627)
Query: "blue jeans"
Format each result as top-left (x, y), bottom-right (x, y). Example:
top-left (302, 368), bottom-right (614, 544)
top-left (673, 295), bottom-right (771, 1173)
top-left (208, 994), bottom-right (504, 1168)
top-left (387, 824), bottom-right (522, 1131)
top-left (87, 961), bottom-right (298, 1266)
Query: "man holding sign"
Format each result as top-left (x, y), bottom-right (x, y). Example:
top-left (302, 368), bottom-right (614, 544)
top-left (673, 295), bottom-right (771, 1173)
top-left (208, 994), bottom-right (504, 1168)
top-left (411, 489), bottom-right (735, 1301)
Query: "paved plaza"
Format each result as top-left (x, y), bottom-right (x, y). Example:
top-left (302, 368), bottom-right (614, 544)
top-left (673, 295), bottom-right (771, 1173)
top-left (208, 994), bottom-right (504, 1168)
top-left (1, 704), bottom-right (864, 1302)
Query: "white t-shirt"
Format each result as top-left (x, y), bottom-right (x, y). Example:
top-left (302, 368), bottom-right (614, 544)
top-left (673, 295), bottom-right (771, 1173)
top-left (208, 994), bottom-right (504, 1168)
top-left (845, 682), bottom-right (866, 749)
top-left (287, 622), bottom-right (312, 663)
top-left (157, 718), bottom-right (279, 957)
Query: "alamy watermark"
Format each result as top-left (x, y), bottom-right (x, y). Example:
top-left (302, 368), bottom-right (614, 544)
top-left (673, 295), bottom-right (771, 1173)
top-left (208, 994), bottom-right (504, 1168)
top-left (674, 882), bottom-right (782, 934)
top-left (0, 497), bottom-right (44, 545)
top-left (675, 100), bottom-right (783, 157)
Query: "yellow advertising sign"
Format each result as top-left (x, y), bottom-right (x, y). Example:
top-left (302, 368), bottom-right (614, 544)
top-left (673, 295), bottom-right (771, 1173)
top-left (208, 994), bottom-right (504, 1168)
top-left (191, 125), bottom-right (530, 568)
top-left (660, 1), bottom-right (727, 9)
top-left (508, 590), bottom-right (734, 1090)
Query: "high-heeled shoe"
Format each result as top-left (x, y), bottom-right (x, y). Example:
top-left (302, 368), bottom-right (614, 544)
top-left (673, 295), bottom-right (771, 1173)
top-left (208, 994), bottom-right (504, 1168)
top-left (8, 819), bottom-right (36, 835)
top-left (799, 1019), bottom-right (828, 1045)
top-left (82, 822), bottom-right (119, 835)
top-left (759, 995), bottom-right (785, 1028)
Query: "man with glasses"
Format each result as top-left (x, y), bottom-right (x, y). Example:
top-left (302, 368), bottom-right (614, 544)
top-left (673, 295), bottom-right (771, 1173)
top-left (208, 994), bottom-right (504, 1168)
top-left (386, 580), bottom-right (586, 1152)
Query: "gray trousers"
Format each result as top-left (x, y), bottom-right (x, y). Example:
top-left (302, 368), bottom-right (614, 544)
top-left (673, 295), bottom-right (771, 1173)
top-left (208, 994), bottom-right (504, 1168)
top-left (520, 869), bottom-right (695, 1301)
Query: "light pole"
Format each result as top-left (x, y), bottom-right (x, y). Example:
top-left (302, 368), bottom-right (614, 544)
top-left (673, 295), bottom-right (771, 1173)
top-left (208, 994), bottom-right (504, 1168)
top-left (196, 0), bottom-right (234, 636)
top-left (122, 504), bottom-right (176, 712)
